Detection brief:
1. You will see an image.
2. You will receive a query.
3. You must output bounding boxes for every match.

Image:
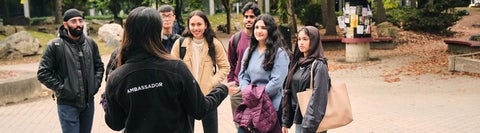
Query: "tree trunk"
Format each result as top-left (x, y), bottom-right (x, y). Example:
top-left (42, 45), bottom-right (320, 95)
top-left (175, 0), bottom-right (184, 26)
top-left (411, 0), bottom-right (417, 8)
top-left (418, 0), bottom-right (428, 8)
top-left (375, 0), bottom-right (387, 24)
top-left (324, 0), bottom-right (337, 36)
top-left (109, 1), bottom-right (122, 25)
top-left (220, 0), bottom-right (231, 34)
top-left (287, 0), bottom-right (297, 48)
top-left (258, 0), bottom-right (264, 13)
top-left (0, 0), bottom-right (11, 25)
top-left (321, 0), bottom-right (328, 28)
top-left (55, 0), bottom-right (62, 24)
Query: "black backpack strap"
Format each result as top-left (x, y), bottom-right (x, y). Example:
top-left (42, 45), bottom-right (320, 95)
top-left (53, 39), bottom-right (64, 67)
top-left (179, 37), bottom-right (186, 59)
top-left (232, 32), bottom-right (242, 52)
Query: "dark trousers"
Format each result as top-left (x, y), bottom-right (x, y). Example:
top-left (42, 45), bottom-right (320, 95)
top-left (57, 101), bottom-right (95, 133)
top-left (230, 90), bottom-right (243, 128)
top-left (202, 109), bottom-right (218, 133)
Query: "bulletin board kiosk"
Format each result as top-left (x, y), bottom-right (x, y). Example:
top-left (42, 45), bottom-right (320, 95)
top-left (338, 0), bottom-right (373, 62)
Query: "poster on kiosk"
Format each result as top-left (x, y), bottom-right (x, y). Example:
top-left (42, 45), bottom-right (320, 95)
top-left (337, 0), bottom-right (373, 39)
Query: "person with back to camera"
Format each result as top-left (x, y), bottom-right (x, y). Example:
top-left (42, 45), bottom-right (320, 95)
top-left (103, 7), bottom-right (236, 133)
top-left (104, 4), bottom-right (181, 81)
top-left (281, 26), bottom-right (331, 133)
top-left (170, 10), bottom-right (230, 133)
top-left (227, 2), bottom-right (261, 125)
top-left (37, 8), bottom-right (104, 133)
top-left (235, 14), bottom-right (291, 133)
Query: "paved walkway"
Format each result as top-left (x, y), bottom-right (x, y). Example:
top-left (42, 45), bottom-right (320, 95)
top-left (1, 38), bottom-right (480, 133)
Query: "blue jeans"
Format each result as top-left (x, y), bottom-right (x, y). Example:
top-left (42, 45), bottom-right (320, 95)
top-left (57, 101), bottom-right (95, 133)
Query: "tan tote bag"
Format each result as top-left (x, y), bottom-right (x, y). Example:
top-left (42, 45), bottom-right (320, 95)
top-left (296, 60), bottom-right (353, 132)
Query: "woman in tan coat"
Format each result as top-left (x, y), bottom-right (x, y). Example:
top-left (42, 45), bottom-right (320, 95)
top-left (170, 10), bottom-right (230, 133)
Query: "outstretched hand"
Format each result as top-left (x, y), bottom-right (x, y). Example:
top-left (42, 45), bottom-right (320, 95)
top-left (224, 82), bottom-right (239, 95)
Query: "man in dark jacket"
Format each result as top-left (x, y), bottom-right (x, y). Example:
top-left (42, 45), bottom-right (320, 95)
top-left (37, 8), bottom-right (104, 133)
top-left (159, 4), bottom-right (182, 52)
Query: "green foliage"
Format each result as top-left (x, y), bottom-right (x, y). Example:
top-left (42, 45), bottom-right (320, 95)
top-left (383, 0), bottom-right (399, 9)
top-left (84, 15), bottom-right (113, 20)
top-left (275, 0), bottom-right (288, 23)
top-left (188, 0), bottom-right (204, 12)
top-left (385, 6), bottom-right (413, 27)
top-left (30, 17), bottom-right (48, 22)
top-left (297, 3), bottom-right (323, 26)
top-left (456, 9), bottom-right (469, 16)
top-left (386, 0), bottom-right (463, 35)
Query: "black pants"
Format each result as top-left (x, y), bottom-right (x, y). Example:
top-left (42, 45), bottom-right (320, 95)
top-left (202, 109), bottom-right (218, 133)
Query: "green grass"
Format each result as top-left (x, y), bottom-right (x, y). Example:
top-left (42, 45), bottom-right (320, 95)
top-left (92, 37), bottom-right (117, 56)
top-left (0, 30), bottom-right (116, 65)
top-left (207, 13), bottom-right (244, 32)
top-left (26, 31), bottom-right (56, 51)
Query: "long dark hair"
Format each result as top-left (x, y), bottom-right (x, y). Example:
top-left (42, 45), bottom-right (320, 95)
top-left (182, 10), bottom-right (217, 65)
top-left (117, 6), bottom-right (174, 66)
top-left (284, 26), bottom-right (327, 93)
top-left (242, 14), bottom-right (289, 72)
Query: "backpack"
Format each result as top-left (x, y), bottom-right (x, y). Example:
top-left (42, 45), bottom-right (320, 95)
top-left (231, 32), bottom-right (242, 55)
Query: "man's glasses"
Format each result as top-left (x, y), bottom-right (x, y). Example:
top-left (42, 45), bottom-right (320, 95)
top-left (68, 18), bottom-right (83, 24)
top-left (161, 14), bottom-right (174, 20)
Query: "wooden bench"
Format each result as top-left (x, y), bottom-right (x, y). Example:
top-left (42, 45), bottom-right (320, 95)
top-left (321, 37), bottom-right (344, 50)
top-left (320, 37), bottom-right (395, 50)
top-left (371, 37), bottom-right (395, 49)
top-left (444, 38), bottom-right (480, 54)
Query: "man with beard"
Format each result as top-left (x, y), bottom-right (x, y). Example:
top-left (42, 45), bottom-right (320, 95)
top-left (226, 2), bottom-right (261, 128)
top-left (37, 8), bottom-right (104, 133)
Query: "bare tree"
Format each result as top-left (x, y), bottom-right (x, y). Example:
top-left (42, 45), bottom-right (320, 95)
top-left (411, 0), bottom-right (417, 8)
top-left (108, 0), bottom-right (122, 25)
top-left (287, 0), bottom-right (297, 41)
top-left (375, 0), bottom-right (387, 24)
top-left (324, 0), bottom-right (337, 35)
top-left (0, 0), bottom-right (11, 25)
top-left (175, 0), bottom-right (184, 27)
top-left (220, 0), bottom-right (231, 34)
top-left (55, 0), bottom-right (62, 24)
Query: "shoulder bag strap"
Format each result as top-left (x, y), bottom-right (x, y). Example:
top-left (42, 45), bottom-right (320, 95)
top-left (309, 60), bottom-right (317, 90)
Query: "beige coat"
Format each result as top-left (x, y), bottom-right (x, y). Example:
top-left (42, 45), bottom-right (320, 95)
top-left (171, 37), bottom-right (230, 95)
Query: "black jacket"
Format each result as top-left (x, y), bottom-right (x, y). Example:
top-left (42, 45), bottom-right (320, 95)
top-left (282, 59), bottom-right (330, 133)
top-left (104, 34), bottom-right (181, 81)
top-left (37, 25), bottom-right (104, 108)
top-left (104, 52), bottom-right (228, 133)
